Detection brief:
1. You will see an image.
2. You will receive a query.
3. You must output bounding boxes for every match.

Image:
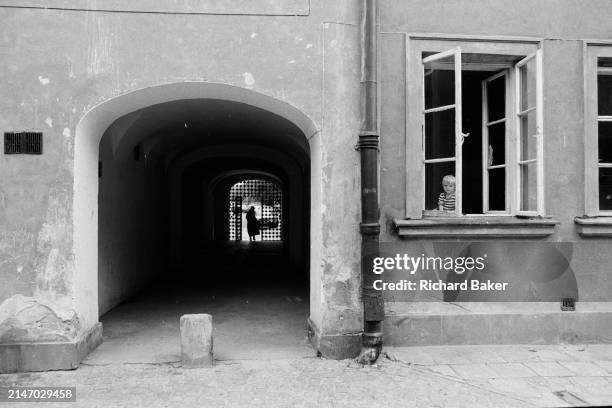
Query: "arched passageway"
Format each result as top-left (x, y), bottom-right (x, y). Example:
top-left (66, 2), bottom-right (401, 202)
top-left (74, 84), bottom-right (314, 362)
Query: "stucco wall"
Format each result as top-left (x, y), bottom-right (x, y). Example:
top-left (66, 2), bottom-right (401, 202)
top-left (0, 1), bottom-right (363, 346)
top-left (97, 133), bottom-right (167, 316)
top-left (378, 1), bottom-right (612, 306)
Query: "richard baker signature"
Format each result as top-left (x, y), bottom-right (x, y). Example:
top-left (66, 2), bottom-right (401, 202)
top-left (373, 279), bottom-right (508, 291)
top-left (371, 253), bottom-right (509, 292)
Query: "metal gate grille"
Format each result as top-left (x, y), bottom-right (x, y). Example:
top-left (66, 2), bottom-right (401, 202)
top-left (229, 179), bottom-right (282, 241)
top-left (229, 197), bottom-right (242, 241)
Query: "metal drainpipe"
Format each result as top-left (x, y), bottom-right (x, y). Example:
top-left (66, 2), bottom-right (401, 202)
top-left (357, 0), bottom-right (384, 364)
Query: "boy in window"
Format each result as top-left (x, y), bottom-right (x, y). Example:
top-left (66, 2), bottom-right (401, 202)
top-left (438, 174), bottom-right (456, 212)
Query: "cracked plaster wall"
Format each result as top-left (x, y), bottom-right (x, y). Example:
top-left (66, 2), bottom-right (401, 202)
top-left (0, 0), bottom-right (364, 344)
top-left (377, 1), bottom-right (612, 308)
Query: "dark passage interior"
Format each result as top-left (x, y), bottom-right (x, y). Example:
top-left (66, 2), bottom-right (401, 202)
top-left (89, 99), bottom-right (311, 363)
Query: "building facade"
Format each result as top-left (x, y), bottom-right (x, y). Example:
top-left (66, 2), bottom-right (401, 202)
top-left (1, 0), bottom-right (612, 372)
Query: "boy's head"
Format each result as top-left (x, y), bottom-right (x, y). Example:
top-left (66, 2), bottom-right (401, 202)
top-left (442, 174), bottom-right (455, 195)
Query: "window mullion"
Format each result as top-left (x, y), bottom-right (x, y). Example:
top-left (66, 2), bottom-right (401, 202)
top-left (515, 58), bottom-right (522, 215)
top-left (482, 78), bottom-right (489, 213)
top-left (536, 49), bottom-right (545, 216)
top-left (455, 47), bottom-right (463, 216)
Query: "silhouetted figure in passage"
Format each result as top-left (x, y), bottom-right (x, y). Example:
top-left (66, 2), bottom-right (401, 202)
top-left (246, 206), bottom-right (260, 241)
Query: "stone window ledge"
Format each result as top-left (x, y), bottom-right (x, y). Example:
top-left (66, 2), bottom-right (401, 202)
top-left (574, 216), bottom-right (612, 237)
top-left (393, 216), bottom-right (559, 238)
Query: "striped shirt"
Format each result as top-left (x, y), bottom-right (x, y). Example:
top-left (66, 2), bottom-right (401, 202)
top-left (438, 192), bottom-right (456, 211)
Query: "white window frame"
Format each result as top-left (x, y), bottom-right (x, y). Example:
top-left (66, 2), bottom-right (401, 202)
top-left (482, 70), bottom-right (510, 214)
top-left (584, 44), bottom-right (612, 216)
top-left (514, 51), bottom-right (544, 216)
top-left (405, 37), bottom-right (544, 219)
top-left (421, 47), bottom-right (463, 215)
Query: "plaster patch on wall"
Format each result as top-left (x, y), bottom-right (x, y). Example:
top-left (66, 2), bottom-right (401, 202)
top-left (242, 72), bottom-right (255, 89)
top-left (38, 76), bottom-right (50, 86)
top-left (45, 117), bottom-right (53, 128)
top-left (306, 43), bottom-right (313, 49)
top-left (63, 128), bottom-right (71, 138)
top-left (35, 185), bottom-right (74, 300)
top-left (0, 294), bottom-right (80, 343)
top-left (0, 187), bottom-right (6, 223)
top-left (251, 33), bottom-right (257, 39)
top-left (86, 13), bottom-right (119, 79)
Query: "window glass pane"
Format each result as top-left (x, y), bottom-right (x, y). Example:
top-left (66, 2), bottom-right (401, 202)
top-left (488, 168), bottom-right (506, 211)
top-left (487, 75), bottom-right (505, 122)
top-left (425, 162), bottom-right (455, 212)
top-left (487, 122), bottom-right (505, 166)
top-left (424, 69), bottom-right (454, 110)
top-left (600, 168), bottom-right (612, 211)
top-left (520, 162), bottom-right (538, 212)
top-left (519, 59), bottom-right (537, 111)
top-left (598, 121), bottom-right (612, 163)
top-left (425, 109), bottom-right (455, 160)
top-left (598, 73), bottom-right (612, 116)
top-left (520, 110), bottom-right (537, 161)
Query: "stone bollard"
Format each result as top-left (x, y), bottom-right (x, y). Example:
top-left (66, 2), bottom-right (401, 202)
top-left (180, 314), bottom-right (213, 368)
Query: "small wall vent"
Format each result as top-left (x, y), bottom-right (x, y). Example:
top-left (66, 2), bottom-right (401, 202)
top-left (4, 132), bottom-right (43, 155)
top-left (561, 297), bottom-right (576, 311)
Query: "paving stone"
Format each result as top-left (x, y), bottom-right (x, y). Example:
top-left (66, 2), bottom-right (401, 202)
top-left (384, 347), bottom-right (436, 365)
top-left (493, 346), bottom-right (543, 363)
top-left (486, 363), bottom-right (538, 378)
top-left (561, 347), bottom-right (608, 362)
top-left (570, 376), bottom-right (612, 392)
top-left (452, 347), bottom-right (507, 364)
top-left (524, 362), bottom-right (575, 377)
top-left (529, 348), bottom-right (577, 362)
top-left (559, 361), bottom-right (610, 376)
top-left (523, 395), bottom-right (573, 407)
top-left (450, 363), bottom-right (498, 379)
top-left (5, 347), bottom-right (612, 407)
top-left (580, 345), bottom-right (612, 361)
top-left (486, 378), bottom-right (544, 398)
top-left (423, 364), bottom-right (458, 377)
top-left (427, 348), bottom-right (475, 364)
top-left (594, 360), bottom-right (612, 374)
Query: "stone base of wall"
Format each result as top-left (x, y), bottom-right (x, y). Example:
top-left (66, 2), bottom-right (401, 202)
top-left (384, 302), bottom-right (612, 346)
top-left (0, 322), bottom-right (103, 374)
top-left (307, 318), bottom-right (361, 360)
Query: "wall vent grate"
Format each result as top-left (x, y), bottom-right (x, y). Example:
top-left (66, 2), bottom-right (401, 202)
top-left (4, 132), bottom-right (43, 154)
top-left (561, 297), bottom-right (576, 311)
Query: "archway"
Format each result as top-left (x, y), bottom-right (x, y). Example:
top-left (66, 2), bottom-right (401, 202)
top-left (74, 83), bottom-right (317, 362)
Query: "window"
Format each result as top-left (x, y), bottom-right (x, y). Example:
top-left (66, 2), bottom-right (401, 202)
top-left (411, 42), bottom-right (543, 217)
top-left (583, 45), bottom-right (612, 217)
top-left (597, 58), bottom-right (612, 212)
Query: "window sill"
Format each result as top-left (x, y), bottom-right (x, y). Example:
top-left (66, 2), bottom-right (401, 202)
top-left (393, 216), bottom-right (559, 238)
top-left (574, 216), bottom-right (612, 237)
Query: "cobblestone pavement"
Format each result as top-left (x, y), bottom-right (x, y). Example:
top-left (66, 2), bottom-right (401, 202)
top-left (2, 344), bottom-right (612, 407)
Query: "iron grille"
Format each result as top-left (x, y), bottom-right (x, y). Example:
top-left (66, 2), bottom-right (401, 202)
top-left (561, 297), bottom-right (576, 311)
top-left (229, 179), bottom-right (282, 241)
top-left (4, 132), bottom-right (43, 154)
top-left (229, 197), bottom-right (242, 241)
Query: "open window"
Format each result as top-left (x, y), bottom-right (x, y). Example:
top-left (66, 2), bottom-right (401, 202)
top-left (597, 58), bottom-right (612, 212)
top-left (420, 46), bottom-right (543, 217)
top-left (582, 46), bottom-right (612, 218)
